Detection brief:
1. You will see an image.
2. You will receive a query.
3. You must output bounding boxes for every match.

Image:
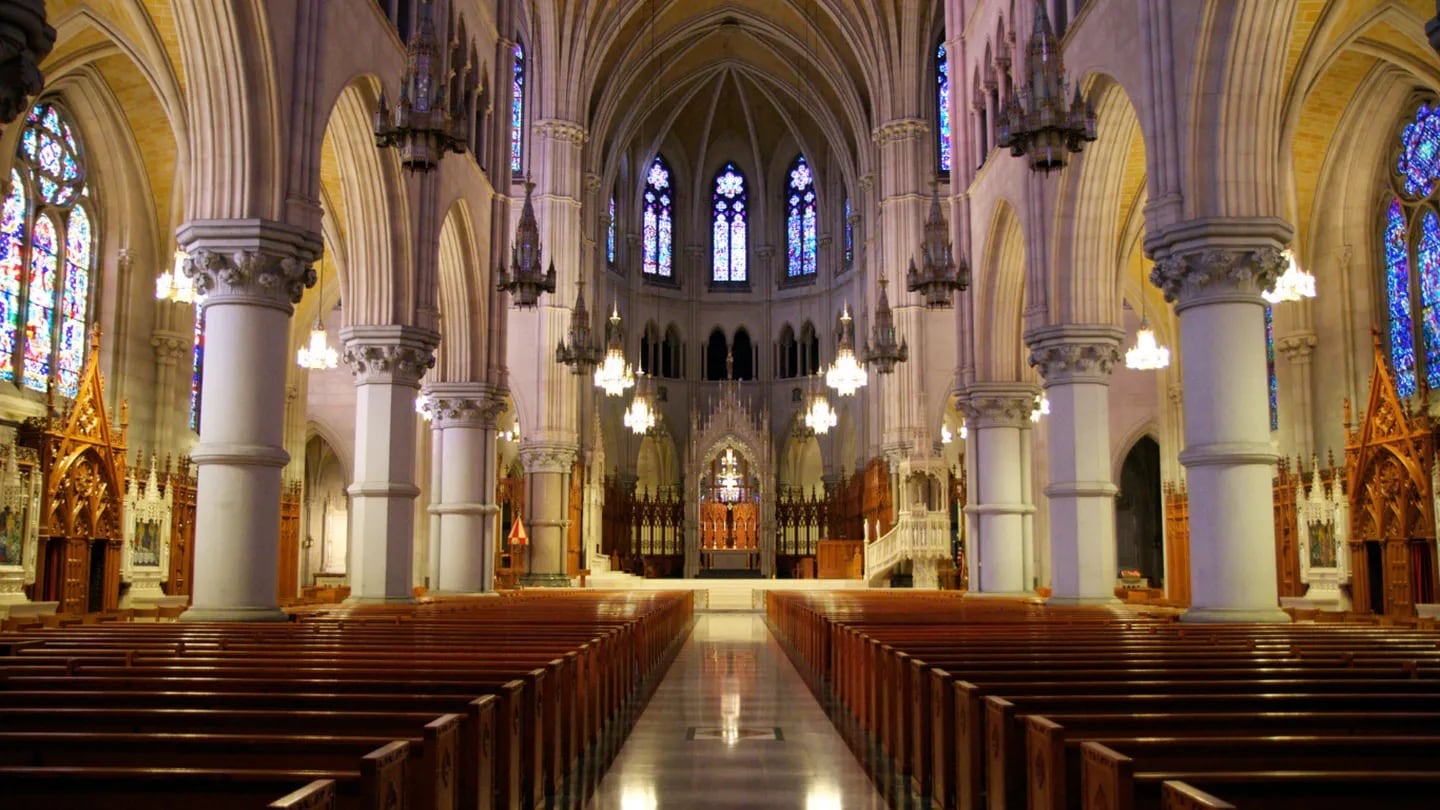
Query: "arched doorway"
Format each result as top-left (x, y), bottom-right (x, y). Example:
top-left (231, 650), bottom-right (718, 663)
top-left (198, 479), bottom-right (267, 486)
top-left (303, 434), bottom-right (349, 589)
top-left (1115, 436), bottom-right (1163, 587)
top-left (699, 445), bottom-right (760, 576)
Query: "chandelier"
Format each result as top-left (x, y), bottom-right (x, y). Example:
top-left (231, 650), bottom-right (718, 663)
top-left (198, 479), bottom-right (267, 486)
top-left (371, 0), bottom-right (467, 171)
top-left (296, 260), bottom-right (338, 370)
top-left (495, 179), bottom-right (557, 307)
top-left (941, 424), bottom-right (953, 444)
top-left (594, 305), bottom-right (635, 396)
top-left (826, 305), bottom-right (869, 396)
top-left (717, 448), bottom-right (743, 502)
top-left (155, 249), bottom-right (199, 304)
top-left (862, 275), bottom-right (909, 374)
top-left (1030, 393), bottom-right (1050, 423)
top-left (998, 1), bottom-right (1097, 173)
top-left (1261, 249), bottom-right (1317, 305)
top-left (623, 373), bottom-right (657, 434)
top-left (906, 183), bottom-right (970, 308)
top-left (803, 373), bottom-right (837, 435)
top-left (556, 279), bottom-right (602, 373)
top-left (1124, 316), bottom-right (1171, 370)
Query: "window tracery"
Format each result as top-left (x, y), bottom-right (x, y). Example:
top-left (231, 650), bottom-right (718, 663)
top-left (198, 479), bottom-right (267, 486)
top-left (643, 155), bottom-right (674, 278)
top-left (712, 163), bottom-right (747, 283)
top-left (786, 155), bottom-right (817, 278)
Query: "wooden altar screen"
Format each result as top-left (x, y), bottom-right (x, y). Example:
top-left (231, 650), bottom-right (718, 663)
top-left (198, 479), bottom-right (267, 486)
top-left (1344, 345), bottom-right (1437, 616)
top-left (26, 335), bottom-right (127, 615)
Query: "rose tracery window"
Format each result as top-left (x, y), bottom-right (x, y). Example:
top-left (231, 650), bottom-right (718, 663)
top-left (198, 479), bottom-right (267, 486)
top-left (1383, 102), bottom-right (1440, 397)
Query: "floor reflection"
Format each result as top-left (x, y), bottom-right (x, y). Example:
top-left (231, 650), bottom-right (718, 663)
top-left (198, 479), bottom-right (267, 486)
top-left (587, 614), bottom-right (885, 809)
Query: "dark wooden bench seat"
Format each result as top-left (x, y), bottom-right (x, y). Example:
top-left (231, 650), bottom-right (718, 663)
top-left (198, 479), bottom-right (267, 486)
top-left (1159, 774), bottom-right (1440, 810)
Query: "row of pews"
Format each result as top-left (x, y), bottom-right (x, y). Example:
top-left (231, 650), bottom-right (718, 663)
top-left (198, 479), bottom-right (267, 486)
top-left (767, 591), bottom-right (1440, 810)
top-left (0, 589), bottom-right (694, 809)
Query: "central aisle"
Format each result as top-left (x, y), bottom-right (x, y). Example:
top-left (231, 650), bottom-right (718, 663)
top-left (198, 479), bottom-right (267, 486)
top-left (587, 614), bottom-right (884, 809)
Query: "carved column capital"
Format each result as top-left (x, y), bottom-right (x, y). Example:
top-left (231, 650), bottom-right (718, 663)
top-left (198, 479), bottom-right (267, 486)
top-left (533, 118), bottom-right (589, 144)
top-left (958, 383), bottom-right (1040, 429)
top-left (177, 220), bottom-right (322, 315)
top-left (518, 442), bottom-right (577, 474)
top-left (1276, 331), bottom-right (1317, 362)
top-left (1025, 325), bottom-right (1124, 386)
top-left (340, 324), bottom-right (439, 388)
top-left (150, 330), bottom-right (189, 365)
top-left (422, 381), bottom-right (507, 429)
top-left (1145, 217), bottom-right (1294, 312)
top-left (872, 118), bottom-right (929, 145)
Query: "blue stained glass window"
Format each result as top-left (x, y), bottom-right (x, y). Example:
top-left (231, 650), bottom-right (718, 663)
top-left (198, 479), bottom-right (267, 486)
top-left (843, 194), bottom-right (854, 272)
top-left (1399, 104), bottom-right (1440, 199)
top-left (786, 155), bottom-right (817, 278)
top-left (24, 103), bottom-right (82, 206)
top-left (24, 215), bottom-right (56, 392)
top-left (712, 163), bottom-right (747, 283)
top-left (1265, 305), bottom-right (1278, 432)
top-left (1421, 211), bottom-right (1440, 393)
top-left (937, 43), bottom-right (952, 175)
top-left (0, 171), bottom-right (24, 382)
top-left (510, 43), bottom-right (525, 175)
top-left (57, 206), bottom-right (90, 398)
top-left (607, 194), bottom-right (616, 268)
top-left (1386, 198), bottom-right (1417, 397)
top-left (191, 311), bottom-right (204, 432)
top-left (642, 155), bottom-right (673, 277)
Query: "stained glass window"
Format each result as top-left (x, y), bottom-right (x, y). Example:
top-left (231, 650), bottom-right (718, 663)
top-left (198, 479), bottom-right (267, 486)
top-left (607, 194), bottom-right (616, 269)
top-left (0, 171), bottom-right (25, 382)
top-left (510, 43), bottom-right (525, 175)
top-left (1421, 211), bottom-right (1440, 393)
top-left (191, 311), bottom-right (204, 432)
top-left (642, 154), bottom-right (673, 277)
top-left (1387, 198), bottom-right (1418, 397)
top-left (58, 206), bottom-right (90, 398)
top-left (1398, 103), bottom-right (1440, 199)
top-left (24, 215), bottom-right (56, 392)
top-left (843, 194), bottom-right (854, 272)
top-left (937, 42), bottom-right (952, 175)
top-left (712, 162), bottom-right (747, 283)
top-left (5, 102), bottom-right (97, 398)
top-left (786, 155), bottom-right (817, 278)
top-left (1264, 305), bottom-right (1277, 432)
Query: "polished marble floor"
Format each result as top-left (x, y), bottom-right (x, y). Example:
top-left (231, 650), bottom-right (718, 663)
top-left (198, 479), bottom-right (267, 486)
top-left (587, 614), bottom-right (885, 809)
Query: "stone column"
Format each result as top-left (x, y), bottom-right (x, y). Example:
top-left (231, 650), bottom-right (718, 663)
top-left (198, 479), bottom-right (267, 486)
top-left (1151, 233), bottom-right (1290, 622)
top-left (1028, 325), bottom-right (1125, 604)
top-left (519, 443), bottom-right (576, 586)
top-left (177, 220), bottom-right (320, 621)
top-left (427, 382), bottom-right (505, 593)
top-left (1277, 331), bottom-right (1317, 461)
top-left (341, 324), bottom-right (438, 603)
top-left (961, 384), bottom-right (1038, 595)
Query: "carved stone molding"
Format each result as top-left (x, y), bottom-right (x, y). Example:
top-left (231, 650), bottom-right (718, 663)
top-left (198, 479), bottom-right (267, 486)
top-left (423, 382), bottom-right (507, 430)
top-left (340, 325), bottom-right (439, 388)
top-left (1025, 325), bottom-right (1124, 386)
top-left (533, 118), bottom-right (588, 144)
top-left (0, 0), bottom-right (54, 125)
top-left (150, 330), bottom-right (189, 365)
top-left (872, 118), bottom-right (929, 145)
top-left (959, 384), bottom-right (1039, 429)
top-left (176, 219), bottom-right (323, 314)
top-left (1277, 332), bottom-right (1317, 362)
top-left (1151, 246), bottom-right (1286, 309)
top-left (519, 443), bottom-right (577, 475)
top-left (584, 172), bottom-right (601, 193)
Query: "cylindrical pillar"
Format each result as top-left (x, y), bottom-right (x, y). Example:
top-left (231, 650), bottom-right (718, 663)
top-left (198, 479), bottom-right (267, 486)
top-left (1029, 325), bottom-right (1125, 604)
top-left (519, 444), bottom-right (576, 587)
top-left (341, 324), bottom-right (438, 603)
top-left (427, 382), bottom-right (503, 593)
top-left (178, 220), bottom-right (319, 622)
top-left (962, 385), bottom-right (1037, 595)
top-left (1152, 233), bottom-right (1291, 623)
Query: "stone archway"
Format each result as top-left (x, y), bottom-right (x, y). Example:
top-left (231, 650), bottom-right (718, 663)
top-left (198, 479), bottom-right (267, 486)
top-left (686, 383), bottom-right (773, 577)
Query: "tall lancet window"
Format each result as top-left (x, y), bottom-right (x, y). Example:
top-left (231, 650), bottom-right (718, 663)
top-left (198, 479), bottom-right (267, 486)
top-left (1265, 306), bottom-right (1277, 431)
top-left (642, 155), bottom-right (674, 277)
top-left (191, 311), bottom-right (204, 431)
top-left (842, 193), bottom-right (854, 272)
top-left (786, 155), bottom-right (818, 278)
top-left (936, 42), bottom-right (952, 175)
top-left (711, 162), bottom-right (748, 283)
top-left (510, 42), bottom-right (525, 175)
top-left (1383, 102), bottom-right (1440, 397)
top-left (0, 103), bottom-right (96, 397)
top-left (606, 193), bottom-right (616, 270)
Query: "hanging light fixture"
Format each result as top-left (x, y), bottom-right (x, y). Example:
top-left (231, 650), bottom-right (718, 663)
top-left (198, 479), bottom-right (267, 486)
top-left (997, 1), bottom-right (1097, 173)
top-left (1261, 249), bottom-right (1317, 305)
top-left (1125, 316), bottom-right (1171, 370)
top-left (906, 182), bottom-right (970, 307)
top-left (296, 261), bottom-right (338, 370)
top-left (594, 304), bottom-right (635, 396)
top-left (862, 274), bottom-right (909, 373)
top-left (155, 249), bottom-right (198, 304)
top-left (624, 372), bottom-right (657, 434)
top-left (556, 278), bottom-right (603, 373)
top-left (941, 424), bottom-right (953, 444)
top-left (1030, 393), bottom-right (1050, 423)
top-left (826, 305), bottom-right (869, 396)
top-left (415, 393), bottom-right (433, 421)
top-left (371, 0), bottom-right (467, 171)
top-left (803, 372), bottom-right (838, 435)
top-left (495, 178), bottom-right (557, 307)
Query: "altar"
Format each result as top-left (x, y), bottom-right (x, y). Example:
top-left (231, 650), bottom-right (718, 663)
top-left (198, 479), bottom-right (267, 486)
top-left (707, 549), bottom-right (755, 571)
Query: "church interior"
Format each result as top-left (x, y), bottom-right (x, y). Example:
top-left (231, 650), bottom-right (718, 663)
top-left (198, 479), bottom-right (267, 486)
top-left (4, 0), bottom-right (1440, 807)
